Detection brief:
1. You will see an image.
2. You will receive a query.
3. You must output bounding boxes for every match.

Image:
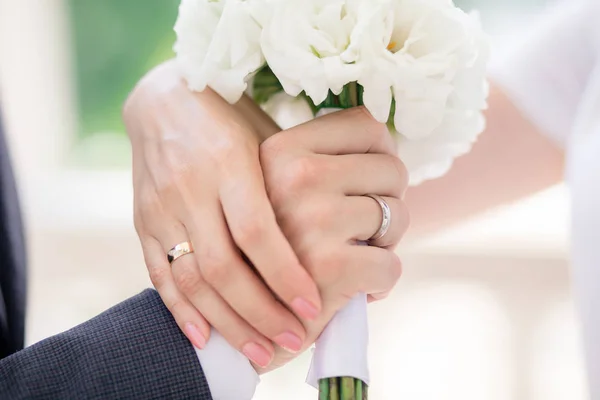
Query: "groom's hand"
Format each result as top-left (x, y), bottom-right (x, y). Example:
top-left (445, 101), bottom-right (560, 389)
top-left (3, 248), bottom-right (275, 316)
top-left (258, 107), bottom-right (410, 371)
top-left (124, 61), bottom-right (323, 368)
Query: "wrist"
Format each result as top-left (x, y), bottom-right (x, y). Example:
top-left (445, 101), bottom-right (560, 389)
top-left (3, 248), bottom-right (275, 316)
top-left (123, 59), bottom-right (186, 143)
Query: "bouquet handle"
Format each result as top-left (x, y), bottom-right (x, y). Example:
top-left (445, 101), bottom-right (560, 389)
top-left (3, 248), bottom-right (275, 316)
top-left (306, 292), bottom-right (370, 388)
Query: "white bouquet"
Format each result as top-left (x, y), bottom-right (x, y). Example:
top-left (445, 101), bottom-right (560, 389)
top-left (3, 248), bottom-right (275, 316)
top-left (174, 0), bottom-right (489, 398)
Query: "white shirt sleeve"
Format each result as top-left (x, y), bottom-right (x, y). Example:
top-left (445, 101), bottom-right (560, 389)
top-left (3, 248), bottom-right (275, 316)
top-left (489, 0), bottom-right (600, 146)
top-left (194, 329), bottom-right (260, 400)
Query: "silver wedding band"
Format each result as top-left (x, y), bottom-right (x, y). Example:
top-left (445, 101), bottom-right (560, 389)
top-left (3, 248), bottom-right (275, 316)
top-left (364, 194), bottom-right (391, 242)
top-left (167, 241), bottom-right (194, 265)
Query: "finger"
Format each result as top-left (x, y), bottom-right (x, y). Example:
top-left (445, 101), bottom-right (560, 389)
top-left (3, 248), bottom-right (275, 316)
top-left (183, 204), bottom-right (307, 353)
top-left (141, 235), bottom-right (211, 350)
top-left (341, 246), bottom-right (403, 297)
top-left (169, 254), bottom-right (276, 368)
top-left (280, 107), bottom-right (396, 156)
top-left (342, 196), bottom-right (410, 248)
top-left (323, 153), bottom-right (408, 198)
top-left (152, 219), bottom-right (277, 367)
top-left (219, 155), bottom-right (323, 320)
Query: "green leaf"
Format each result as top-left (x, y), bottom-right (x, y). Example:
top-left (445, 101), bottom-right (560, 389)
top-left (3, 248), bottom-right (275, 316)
top-left (252, 65), bottom-right (283, 104)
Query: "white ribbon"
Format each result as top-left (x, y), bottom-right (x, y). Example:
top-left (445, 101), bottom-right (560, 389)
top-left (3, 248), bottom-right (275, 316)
top-left (306, 293), bottom-right (370, 388)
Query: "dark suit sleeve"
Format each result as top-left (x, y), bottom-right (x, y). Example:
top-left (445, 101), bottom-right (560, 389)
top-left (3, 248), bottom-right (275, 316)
top-left (0, 111), bottom-right (28, 359)
top-left (0, 289), bottom-right (213, 400)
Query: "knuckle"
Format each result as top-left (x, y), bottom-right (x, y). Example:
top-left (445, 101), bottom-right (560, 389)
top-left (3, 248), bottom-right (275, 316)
top-left (280, 156), bottom-right (320, 195)
top-left (148, 265), bottom-right (170, 289)
top-left (351, 105), bottom-right (374, 122)
top-left (379, 155), bottom-right (409, 198)
top-left (372, 253), bottom-right (403, 294)
top-left (174, 260), bottom-right (203, 294)
top-left (390, 253), bottom-right (403, 282)
top-left (353, 106), bottom-right (388, 137)
top-left (260, 134), bottom-right (285, 164)
top-left (355, 251), bottom-right (402, 295)
top-left (233, 216), bottom-right (267, 246)
top-left (389, 156), bottom-right (409, 193)
top-left (199, 253), bottom-right (231, 288)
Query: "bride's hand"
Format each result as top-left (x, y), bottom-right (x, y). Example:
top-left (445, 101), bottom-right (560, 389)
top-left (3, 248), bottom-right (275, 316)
top-left (258, 107), bottom-right (410, 371)
top-left (123, 61), bottom-right (322, 367)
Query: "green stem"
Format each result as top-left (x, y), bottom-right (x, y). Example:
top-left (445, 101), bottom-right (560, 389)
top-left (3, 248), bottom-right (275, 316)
top-left (355, 379), bottom-right (362, 399)
top-left (340, 377), bottom-right (355, 400)
top-left (329, 378), bottom-right (339, 400)
top-left (348, 82), bottom-right (359, 108)
top-left (319, 379), bottom-right (330, 400)
top-left (319, 378), bottom-right (368, 399)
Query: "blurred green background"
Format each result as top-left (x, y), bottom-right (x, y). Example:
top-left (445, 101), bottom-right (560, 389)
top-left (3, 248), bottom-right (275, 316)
top-left (67, 0), bottom-right (548, 140)
top-left (68, 0), bottom-right (178, 139)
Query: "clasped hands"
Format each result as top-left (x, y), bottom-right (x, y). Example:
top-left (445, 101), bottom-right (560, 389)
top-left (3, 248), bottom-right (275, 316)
top-left (124, 61), bottom-right (410, 372)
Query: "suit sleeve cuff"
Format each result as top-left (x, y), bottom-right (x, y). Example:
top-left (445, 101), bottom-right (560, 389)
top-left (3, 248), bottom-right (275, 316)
top-left (194, 329), bottom-right (260, 400)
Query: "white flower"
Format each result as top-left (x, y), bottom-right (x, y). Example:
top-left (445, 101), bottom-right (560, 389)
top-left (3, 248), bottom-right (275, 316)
top-left (175, 0), bottom-right (490, 186)
top-left (343, 0), bottom-right (489, 184)
top-left (347, 0), bottom-right (488, 134)
top-left (260, 0), bottom-right (361, 105)
top-left (397, 108), bottom-right (486, 185)
top-left (261, 92), bottom-right (314, 130)
top-left (174, 0), bottom-right (268, 104)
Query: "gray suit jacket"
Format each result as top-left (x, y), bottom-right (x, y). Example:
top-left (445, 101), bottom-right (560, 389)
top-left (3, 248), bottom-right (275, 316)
top-left (0, 289), bottom-right (214, 399)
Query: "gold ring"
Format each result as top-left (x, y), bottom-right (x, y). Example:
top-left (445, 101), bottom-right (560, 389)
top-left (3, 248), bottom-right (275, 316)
top-left (167, 241), bottom-right (194, 265)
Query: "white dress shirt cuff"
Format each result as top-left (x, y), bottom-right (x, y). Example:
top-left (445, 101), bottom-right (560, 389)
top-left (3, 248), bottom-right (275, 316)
top-left (194, 329), bottom-right (260, 400)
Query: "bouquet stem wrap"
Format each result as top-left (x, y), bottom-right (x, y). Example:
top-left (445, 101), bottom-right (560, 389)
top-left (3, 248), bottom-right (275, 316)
top-left (306, 293), bottom-right (369, 398)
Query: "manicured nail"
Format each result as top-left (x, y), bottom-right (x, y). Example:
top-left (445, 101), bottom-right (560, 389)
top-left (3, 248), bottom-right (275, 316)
top-left (242, 342), bottom-right (273, 368)
top-left (184, 323), bottom-right (207, 349)
top-left (273, 331), bottom-right (303, 353)
top-left (291, 297), bottom-right (320, 320)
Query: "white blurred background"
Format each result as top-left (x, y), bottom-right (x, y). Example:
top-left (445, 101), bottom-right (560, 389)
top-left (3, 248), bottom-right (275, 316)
top-left (0, 0), bottom-right (586, 399)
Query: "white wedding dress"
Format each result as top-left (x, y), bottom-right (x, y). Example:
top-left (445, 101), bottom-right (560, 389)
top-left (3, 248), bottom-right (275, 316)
top-left (492, 0), bottom-right (600, 397)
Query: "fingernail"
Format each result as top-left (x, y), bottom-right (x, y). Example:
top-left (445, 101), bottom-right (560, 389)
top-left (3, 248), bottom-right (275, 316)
top-left (242, 342), bottom-right (273, 368)
top-left (291, 297), bottom-right (320, 320)
top-left (273, 331), bottom-right (303, 353)
top-left (184, 323), bottom-right (207, 349)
